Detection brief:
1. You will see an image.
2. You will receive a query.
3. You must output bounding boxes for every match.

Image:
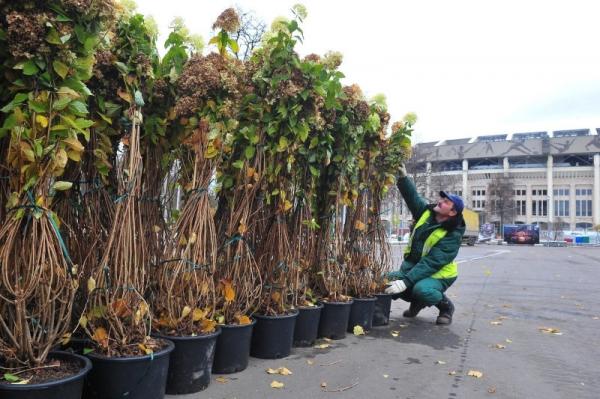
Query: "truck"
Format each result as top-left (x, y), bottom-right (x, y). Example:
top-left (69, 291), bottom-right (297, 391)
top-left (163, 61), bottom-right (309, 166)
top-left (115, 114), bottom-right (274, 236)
top-left (462, 208), bottom-right (479, 246)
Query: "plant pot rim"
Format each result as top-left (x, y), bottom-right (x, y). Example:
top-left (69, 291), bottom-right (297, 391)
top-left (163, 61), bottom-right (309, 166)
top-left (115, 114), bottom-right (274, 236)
top-left (297, 303), bottom-right (324, 310)
top-left (252, 309), bottom-right (299, 320)
top-left (374, 292), bottom-right (394, 297)
top-left (350, 296), bottom-right (378, 301)
top-left (217, 318), bottom-right (257, 328)
top-left (86, 338), bottom-right (174, 362)
top-left (0, 351), bottom-right (91, 391)
top-left (153, 326), bottom-right (221, 341)
top-left (319, 299), bottom-right (354, 305)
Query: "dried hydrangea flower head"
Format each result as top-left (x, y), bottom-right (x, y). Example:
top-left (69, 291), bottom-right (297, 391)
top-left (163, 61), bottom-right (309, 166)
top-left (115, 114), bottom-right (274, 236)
top-left (212, 8), bottom-right (240, 33)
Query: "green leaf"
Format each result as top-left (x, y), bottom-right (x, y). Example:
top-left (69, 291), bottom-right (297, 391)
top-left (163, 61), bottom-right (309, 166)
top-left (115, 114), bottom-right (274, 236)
top-left (3, 373), bottom-right (20, 383)
top-left (228, 38), bottom-right (239, 53)
top-left (232, 160), bottom-right (244, 169)
top-left (22, 60), bottom-right (39, 75)
top-left (114, 61), bottom-right (129, 75)
top-left (83, 348), bottom-right (94, 355)
top-left (68, 100), bottom-right (89, 115)
top-left (53, 60), bottom-right (69, 79)
top-left (297, 123), bottom-right (309, 142)
top-left (46, 29), bottom-right (61, 45)
top-left (244, 146), bottom-right (255, 159)
top-left (55, 14), bottom-right (72, 22)
top-left (52, 181), bottom-right (73, 191)
top-left (309, 165), bottom-right (320, 177)
top-left (277, 136), bottom-right (289, 152)
top-left (52, 97), bottom-right (72, 111)
top-left (60, 33), bottom-right (71, 44)
top-left (28, 100), bottom-right (47, 113)
top-left (74, 118), bottom-right (94, 129)
top-left (134, 90), bottom-right (145, 107)
top-left (1, 93), bottom-right (28, 113)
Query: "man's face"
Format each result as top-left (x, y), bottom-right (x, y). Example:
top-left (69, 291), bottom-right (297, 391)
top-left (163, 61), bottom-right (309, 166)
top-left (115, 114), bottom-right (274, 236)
top-left (434, 197), bottom-right (457, 217)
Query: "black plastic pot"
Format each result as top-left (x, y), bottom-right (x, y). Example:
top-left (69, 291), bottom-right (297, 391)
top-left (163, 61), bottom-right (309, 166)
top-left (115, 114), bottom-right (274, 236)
top-left (153, 328), bottom-right (220, 395)
top-left (347, 296), bottom-right (377, 332)
top-left (372, 293), bottom-right (393, 326)
top-left (293, 303), bottom-right (323, 347)
top-left (83, 338), bottom-right (174, 399)
top-left (0, 351), bottom-right (91, 399)
top-left (317, 300), bottom-right (353, 340)
top-left (212, 319), bottom-right (256, 374)
top-left (250, 310), bottom-right (298, 359)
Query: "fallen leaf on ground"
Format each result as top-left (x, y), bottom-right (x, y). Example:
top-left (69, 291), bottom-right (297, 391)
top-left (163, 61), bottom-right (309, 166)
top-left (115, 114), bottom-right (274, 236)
top-left (593, 317), bottom-right (599, 320)
top-left (322, 337), bottom-right (332, 342)
top-left (497, 316), bottom-right (508, 320)
top-left (505, 339), bottom-right (513, 343)
top-left (448, 371), bottom-right (457, 376)
top-left (490, 321), bottom-right (503, 326)
top-left (215, 376), bottom-right (228, 383)
top-left (270, 380), bottom-right (285, 389)
top-left (488, 386), bottom-right (497, 393)
top-left (436, 360), bottom-right (446, 365)
top-left (320, 382), bottom-right (327, 388)
top-left (398, 323), bottom-right (408, 328)
top-left (484, 269), bottom-right (492, 276)
top-left (314, 343), bottom-right (330, 349)
top-left (353, 325), bottom-right (365, 336)
top-left (391, 331), bottom-right (400, 337)
top-left (266, 367), bottom-right (292, 376)
top-left (538, 327), bottom-right (562, 335)
top-left (383, 374), bottom-right (389, 378)
top-left (493, 344), bottom-right (506, 349)
top-left (306, 359), bottom-right (314, 365)
top-left (468, 370), bottom-right (483, 378)
top-left (502, 304), bottom-right (512, 308)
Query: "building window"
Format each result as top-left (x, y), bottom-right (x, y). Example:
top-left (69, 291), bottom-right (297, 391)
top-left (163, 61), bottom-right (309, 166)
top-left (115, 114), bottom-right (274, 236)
top-left (532, 200), bottom-right (548, 216)
top-left (554, 200), bottom-right (569, 217)
top-left (575, 200), bottom-right (592, 217)
top-left (472, 200), bottom-right (476, 208)
top-left (516, 200), bottom-right (526, 216)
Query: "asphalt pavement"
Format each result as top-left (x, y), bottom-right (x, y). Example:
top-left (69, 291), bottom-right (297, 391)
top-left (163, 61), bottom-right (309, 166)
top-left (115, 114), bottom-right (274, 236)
top-left (170, 245), bottom-right (600, 399)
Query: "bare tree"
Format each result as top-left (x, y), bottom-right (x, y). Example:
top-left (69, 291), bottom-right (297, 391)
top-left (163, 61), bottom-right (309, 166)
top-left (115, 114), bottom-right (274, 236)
top-left (231, 6), bottom-right (267, 60)
top-left (486, 174), bottom-right (515, 236)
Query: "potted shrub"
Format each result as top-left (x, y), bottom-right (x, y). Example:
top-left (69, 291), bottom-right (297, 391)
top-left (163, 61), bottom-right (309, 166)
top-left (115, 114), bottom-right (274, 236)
top-left (0, 1), bottom-right (113, 397)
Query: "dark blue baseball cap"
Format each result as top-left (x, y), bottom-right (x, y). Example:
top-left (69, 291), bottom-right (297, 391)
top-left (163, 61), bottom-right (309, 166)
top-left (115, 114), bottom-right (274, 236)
top-left (439, 191), bottom-right (464, 214)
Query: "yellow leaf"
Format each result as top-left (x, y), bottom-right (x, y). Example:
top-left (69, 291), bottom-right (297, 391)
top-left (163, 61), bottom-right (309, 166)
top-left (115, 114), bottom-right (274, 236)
top-left (467, 370), bottom-right (483, 378)
top-left (314, 343), bottom-right (330, 349)
top-left (505, 339), bottom-right (512, 343)
top-left (490, 321), bottom-right (502, 326)
top-left (181, 306), bottom-right (192, 319)
top-left (117, 88), bottom-right (132, 103)
top-left (200, 318), bottom-right (217, 333)
top-left (383, 374), bottom-right (389, 378)
top-left (223, 280), bottom-right (235, 303)
top-left (87, 277), bottom-right (96, 293)
top-left (66, 149), bottom-right (81, 162)
top-left (61, 333), bottom-right (72, 346)
top-left (283, 199), bottom-right (293, 212)
top-left (192, 308), bottom-right (207, 322)
top-left (138, 343), bottom-right (153, 355)
top-left (238, 222), bottom-right (247, 235)
top-left (538, 327), bottom-right (562, 335)
top-left (216, 376), bottom-right (228, 383)
top-left (494, 344), bottom-right (506, 349)
top-left (36, 115), bottom-right (48, 128)
top-left (92, 327), bottom-right (108, 348)
top-left (236, 314), bottom-right (251, 325)
top-left (78, 315), bottom-right (88, 328)
top-left (391, 331), bottom-right (399, 337)
top-left (306, 359), bottom-right (314, 365)
top-left (320, 382), bottom-right (327, 388)
top-left (178, 235), bottom-right (187, 246)
top-left (55, 148), bottom-right (68, 169)
top-left (266, 368), bottom-right (278, 374)
top-left (152, 225), bottom-right (161, 233)
top-left (188, 232), bottom-right (197, 244)
top-left (353, 325), bottom-right (365, 336)
top-left (436, 360), bottom-right (446, 365)
top-left (271, 291), bottom-right (281, 303)
top-left (62, 137), bottom-right (85, 152)
top-left (354, 220), bottom-right (366, 231)
top-left (266, 367), bottom-right (292, 375)
top-left (270, 380), bottom-right (285, 389)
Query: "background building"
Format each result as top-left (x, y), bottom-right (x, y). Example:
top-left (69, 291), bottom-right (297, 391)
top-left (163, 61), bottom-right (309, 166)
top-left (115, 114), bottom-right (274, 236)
top-left (384, 128), bottom-right (600, 238)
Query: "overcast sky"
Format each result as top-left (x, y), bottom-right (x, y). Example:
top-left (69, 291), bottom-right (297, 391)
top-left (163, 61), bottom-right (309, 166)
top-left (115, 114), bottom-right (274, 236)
top-left (135, 0), bottom-right (600, 143)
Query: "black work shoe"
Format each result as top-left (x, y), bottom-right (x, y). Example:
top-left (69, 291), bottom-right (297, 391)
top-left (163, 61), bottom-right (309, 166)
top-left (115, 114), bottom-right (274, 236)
top-left (403, 302), bottom-right (425, 318)
top-left (435, 294), bottom-right (455, 325)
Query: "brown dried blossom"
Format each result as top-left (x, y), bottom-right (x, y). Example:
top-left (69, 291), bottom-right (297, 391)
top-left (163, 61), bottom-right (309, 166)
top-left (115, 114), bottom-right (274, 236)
top-left (212, 8), bottom-right (240, 33)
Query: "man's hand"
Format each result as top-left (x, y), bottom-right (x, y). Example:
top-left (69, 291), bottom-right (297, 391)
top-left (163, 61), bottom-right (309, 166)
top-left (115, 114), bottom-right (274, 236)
top-left (397, 163), bottom-right (407, 178)
top-left (385, 280), bottom-right (407, 295)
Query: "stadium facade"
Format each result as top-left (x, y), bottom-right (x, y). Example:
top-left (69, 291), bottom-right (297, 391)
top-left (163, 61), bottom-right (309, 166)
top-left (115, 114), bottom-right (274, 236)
top-left (398, 128), bottom-right (600, 233)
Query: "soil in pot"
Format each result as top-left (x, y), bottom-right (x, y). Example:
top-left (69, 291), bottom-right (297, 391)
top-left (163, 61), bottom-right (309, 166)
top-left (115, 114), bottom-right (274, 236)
top-left (153, 328), bottom-right (221, 395)
top-left (317, 300), bottom-right (353, 340)
top-left (250, 310), bottom-right (298, 359)
top-left (83, 338), bottom-right (174, 399)
top-left (0, 351), bottom-right (92, 399)
top-left (293, 303), bottom-right (323, 347)
top-left (347, 296), bottom-right (377, 332)
top-left (212, 319), bottom-right (256, 374)
top-left (372, 293), bottom-right (393, 326)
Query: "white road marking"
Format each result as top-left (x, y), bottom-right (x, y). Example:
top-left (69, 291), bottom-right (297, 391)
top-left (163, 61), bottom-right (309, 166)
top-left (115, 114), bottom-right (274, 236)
top-left (457, 250), bottom-right (511, 264)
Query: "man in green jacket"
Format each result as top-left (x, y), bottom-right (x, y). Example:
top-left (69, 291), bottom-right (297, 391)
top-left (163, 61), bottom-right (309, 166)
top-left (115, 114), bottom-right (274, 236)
top-left (385, 164), bottom-right (465, 325)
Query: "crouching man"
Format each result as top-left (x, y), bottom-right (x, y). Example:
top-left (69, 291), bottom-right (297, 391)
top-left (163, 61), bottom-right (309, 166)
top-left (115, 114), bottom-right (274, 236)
top-left (385, 164), bottom-right (465, 325)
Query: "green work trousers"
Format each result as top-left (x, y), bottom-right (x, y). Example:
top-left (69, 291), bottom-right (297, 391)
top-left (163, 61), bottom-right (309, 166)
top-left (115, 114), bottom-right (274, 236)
top-left (395, 277), bottom-right (456, 307)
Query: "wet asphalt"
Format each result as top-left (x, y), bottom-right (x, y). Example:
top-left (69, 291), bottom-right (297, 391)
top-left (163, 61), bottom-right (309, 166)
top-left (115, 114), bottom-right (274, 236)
top-left (170, 245), bottom-right (600, 399)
